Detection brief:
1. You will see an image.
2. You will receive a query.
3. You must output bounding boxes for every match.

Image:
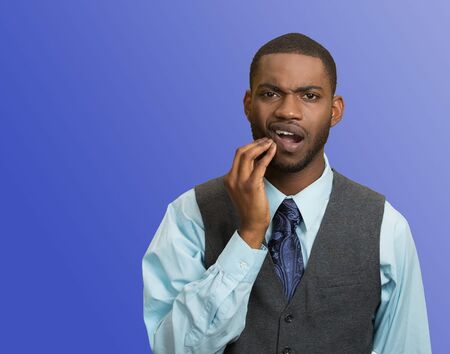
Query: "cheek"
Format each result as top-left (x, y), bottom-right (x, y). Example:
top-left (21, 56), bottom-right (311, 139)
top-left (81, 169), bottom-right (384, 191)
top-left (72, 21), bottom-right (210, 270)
top-left (310, 120), bottom-right (330, 133)
top-left (250, 107), bottom-right (269, 126)
top-left (306, 105), bottom-right (332, 124)
top-left (304, 102), bottom-right (331, 116)
top-left (251, 104), bottom-right (266, 118)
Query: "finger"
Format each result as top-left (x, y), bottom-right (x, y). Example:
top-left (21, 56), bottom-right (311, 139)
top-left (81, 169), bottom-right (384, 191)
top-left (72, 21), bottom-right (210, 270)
top-left (228, 138), bottom-right (268, 181)
top-left (237, 139), bottom-right (273, 181)
top-left (250, 141), bottom-right (277, 181)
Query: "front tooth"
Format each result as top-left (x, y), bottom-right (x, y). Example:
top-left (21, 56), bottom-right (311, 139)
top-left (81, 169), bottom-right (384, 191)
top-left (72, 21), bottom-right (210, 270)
top-left (275, 130), bottom-right (294, 136)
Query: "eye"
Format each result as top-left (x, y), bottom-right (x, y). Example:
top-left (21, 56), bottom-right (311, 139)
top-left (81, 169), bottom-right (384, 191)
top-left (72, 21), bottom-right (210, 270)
top-left (260, 91), bottom-right (279, 98)
top-left (303, 93), bottom-right (319, 101)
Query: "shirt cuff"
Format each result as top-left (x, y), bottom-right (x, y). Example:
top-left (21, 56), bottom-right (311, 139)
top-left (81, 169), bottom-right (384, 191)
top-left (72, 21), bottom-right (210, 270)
top-left (216, 230), bottom-right (268, 283)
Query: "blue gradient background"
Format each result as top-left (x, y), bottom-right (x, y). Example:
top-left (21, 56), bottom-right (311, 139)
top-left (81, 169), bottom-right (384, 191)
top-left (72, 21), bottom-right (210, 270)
top-left (1, 1), bottom-right (448, 353)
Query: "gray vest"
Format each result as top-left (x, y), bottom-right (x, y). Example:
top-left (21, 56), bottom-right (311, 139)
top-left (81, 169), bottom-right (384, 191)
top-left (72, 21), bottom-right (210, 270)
top-left (194, 168), bottom-right (385, 354)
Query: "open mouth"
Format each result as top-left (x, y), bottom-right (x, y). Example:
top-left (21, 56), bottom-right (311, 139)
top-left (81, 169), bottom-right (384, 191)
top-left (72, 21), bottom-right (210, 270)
top-left (270, 129), bottom-right (305, 153)
top-left (273, 130), bottom-right (303, 143)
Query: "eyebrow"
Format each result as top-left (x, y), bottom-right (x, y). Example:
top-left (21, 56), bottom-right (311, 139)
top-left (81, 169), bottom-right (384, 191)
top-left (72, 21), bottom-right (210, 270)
top-left (256, 83), bottom-right (324, 93)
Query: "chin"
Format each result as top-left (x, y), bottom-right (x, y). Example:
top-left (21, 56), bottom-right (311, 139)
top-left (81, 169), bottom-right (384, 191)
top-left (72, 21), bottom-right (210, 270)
top-left (269, 155), bottom-right (310, 174)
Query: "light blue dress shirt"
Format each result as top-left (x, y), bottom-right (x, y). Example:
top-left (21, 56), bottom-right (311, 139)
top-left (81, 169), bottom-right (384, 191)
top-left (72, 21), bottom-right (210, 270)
top-left (142, 153), bottom-right (431, 354)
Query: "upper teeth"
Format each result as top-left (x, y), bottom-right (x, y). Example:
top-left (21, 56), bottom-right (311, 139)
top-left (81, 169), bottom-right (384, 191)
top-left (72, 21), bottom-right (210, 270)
top-left (275, 130), bottom-right (294, 136)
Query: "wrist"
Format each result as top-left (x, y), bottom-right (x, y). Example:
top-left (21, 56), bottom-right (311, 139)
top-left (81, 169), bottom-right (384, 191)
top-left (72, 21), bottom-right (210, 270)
top-left (238, 228), bottom-right (266, 249)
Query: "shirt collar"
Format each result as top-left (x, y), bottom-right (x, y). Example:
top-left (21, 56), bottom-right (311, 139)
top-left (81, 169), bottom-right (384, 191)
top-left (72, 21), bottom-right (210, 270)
top-left (263, 152), bottom-right (334, 231)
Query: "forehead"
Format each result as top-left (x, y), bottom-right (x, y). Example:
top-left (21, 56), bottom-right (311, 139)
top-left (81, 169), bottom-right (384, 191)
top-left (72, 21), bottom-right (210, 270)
top-left (254, 53), bottom-right (330, 91)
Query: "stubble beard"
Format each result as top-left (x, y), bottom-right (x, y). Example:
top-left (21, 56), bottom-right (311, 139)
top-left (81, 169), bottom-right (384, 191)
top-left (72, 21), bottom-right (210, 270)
top-left (250, 122), bottom-right (331, 174)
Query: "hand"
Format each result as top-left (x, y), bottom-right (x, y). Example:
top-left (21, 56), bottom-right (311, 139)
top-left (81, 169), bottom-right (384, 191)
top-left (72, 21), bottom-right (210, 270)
top-left (223, 137), bottom-right (277, 249)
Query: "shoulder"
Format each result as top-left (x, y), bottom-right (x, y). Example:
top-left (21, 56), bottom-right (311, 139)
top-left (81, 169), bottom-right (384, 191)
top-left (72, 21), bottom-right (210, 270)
top-left (332, 169), bottom-right (385, 201)
top-left (193, 174), bottom-right (233, 213)
top-left (381, 200), bottom-right (412, 241)
top-left (331, 170), bottom-right (386, 220)
top-left (170, 187), bottom-right (196, 211)
top-left (167, 173), bottom-right (228, 228)
top-left (194, 174), bottom-right (228, 199)
top-left (167, 188), bottom-right (204, 230)
top-left (380, 199), bottom-right (416, 263)
top-left (382, 200), bottom-right (410, 230)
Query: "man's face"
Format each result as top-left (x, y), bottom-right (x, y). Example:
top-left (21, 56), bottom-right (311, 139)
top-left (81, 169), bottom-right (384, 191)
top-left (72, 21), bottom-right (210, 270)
top-left (244, 53), bottom-right (342, 173)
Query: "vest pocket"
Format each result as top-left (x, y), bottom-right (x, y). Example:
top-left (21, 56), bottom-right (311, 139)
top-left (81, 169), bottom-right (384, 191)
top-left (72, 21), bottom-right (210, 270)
top-left (315, 271), bottom-right (363, 288)
top-left (309, 271), bottom-right (366, 314)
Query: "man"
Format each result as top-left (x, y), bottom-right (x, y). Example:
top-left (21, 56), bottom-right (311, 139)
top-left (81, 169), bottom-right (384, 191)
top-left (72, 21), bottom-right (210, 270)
top-left (143, 33), bottom-right (431, 353)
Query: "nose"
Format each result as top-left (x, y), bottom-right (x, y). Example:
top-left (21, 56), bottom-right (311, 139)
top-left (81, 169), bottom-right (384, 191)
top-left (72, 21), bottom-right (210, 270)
top-left (274, 93), bottom-right (302, 120)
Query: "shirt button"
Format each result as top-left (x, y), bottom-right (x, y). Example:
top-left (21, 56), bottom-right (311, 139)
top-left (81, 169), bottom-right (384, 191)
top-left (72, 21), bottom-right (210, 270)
top-left (284, 314), bottom-right (293, 323)
top-left (282, 347), bottom-right (292, 354)
top-left (239, 261), bottom-right (248, 270)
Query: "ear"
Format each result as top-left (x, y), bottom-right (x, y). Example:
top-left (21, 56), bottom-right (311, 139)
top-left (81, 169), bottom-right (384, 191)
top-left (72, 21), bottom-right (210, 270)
top-left (243, 89), bottom-right (252, 121)
top-left (330, 95), bottom-right (344, 127)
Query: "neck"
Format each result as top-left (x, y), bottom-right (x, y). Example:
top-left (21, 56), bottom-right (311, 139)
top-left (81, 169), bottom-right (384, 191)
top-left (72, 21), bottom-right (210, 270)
top-left (264, 150), bottom-right (326, 196)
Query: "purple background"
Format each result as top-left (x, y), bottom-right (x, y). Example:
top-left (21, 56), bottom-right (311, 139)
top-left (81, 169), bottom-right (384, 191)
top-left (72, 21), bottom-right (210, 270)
top-left (1, 1), bottom-right (448, 353)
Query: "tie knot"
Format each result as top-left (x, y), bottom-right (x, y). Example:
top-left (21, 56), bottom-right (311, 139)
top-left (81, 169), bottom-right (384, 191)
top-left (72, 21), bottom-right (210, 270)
top-left (278, 198), bottom-right (302, 226)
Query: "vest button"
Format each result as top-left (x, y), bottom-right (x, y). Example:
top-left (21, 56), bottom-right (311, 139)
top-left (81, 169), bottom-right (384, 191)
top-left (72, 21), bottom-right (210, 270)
top-left (281, 347), bottom-right (292, 354)
top-left (284, 314), bottom-right (293, 323)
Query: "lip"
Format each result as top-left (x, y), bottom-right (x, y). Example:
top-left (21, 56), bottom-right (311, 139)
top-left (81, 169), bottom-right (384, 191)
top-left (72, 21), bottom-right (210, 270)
top-left (271, 132), bottom-right (305, 153)
top-left (270, 123), bottom-right (305, 139)
top-left (268, 123), bottom-right (306, 153)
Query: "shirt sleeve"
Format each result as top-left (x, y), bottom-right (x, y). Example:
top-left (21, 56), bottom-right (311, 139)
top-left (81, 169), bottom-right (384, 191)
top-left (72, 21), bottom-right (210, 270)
top-left (372, 201), bottom-right (432, 354)
top-left (142, 189), bottom-right (267, 354)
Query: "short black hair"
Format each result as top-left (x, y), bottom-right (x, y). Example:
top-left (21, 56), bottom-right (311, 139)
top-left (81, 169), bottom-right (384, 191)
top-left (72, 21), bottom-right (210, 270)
top-left (249, 33), bottom-right (337, 95)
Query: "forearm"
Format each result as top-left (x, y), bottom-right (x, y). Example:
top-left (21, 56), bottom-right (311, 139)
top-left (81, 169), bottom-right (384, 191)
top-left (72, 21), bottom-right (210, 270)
top-left (151, 267), bottom-right (252, 353)
top-left (144, 232), bottom-right (267, 354)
